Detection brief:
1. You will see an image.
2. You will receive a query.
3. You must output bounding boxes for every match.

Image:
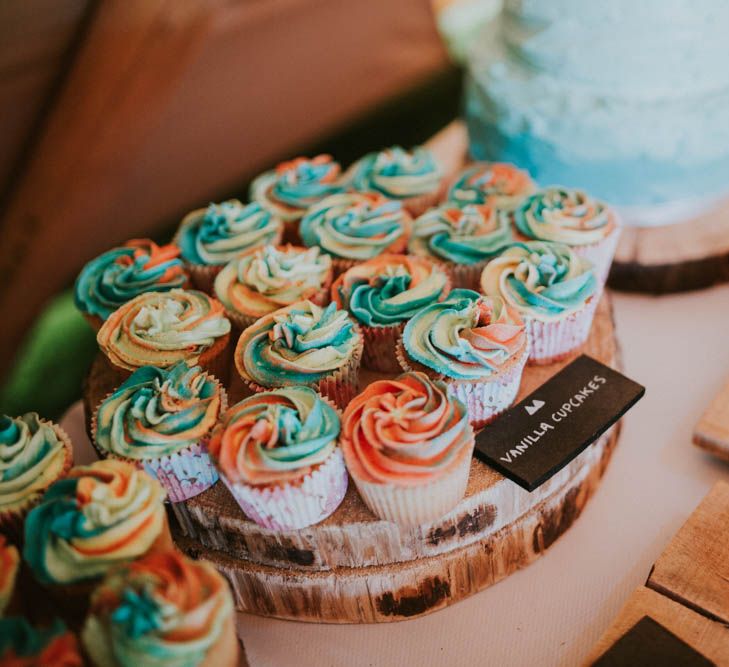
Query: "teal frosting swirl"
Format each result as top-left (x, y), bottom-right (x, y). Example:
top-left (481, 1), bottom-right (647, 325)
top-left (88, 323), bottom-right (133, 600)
top-left (177, 200), bottom-right (281, 265)
top-left (480, 241), bottom-right (598, 320)
top-left (409, 203), bottom-right (513, 264)
top-left (447, 162), bottom-right (534, 208)
top-left (95, 362), bottom-right (222, 460)
top-left (348, 146), bottom-right (442, 198)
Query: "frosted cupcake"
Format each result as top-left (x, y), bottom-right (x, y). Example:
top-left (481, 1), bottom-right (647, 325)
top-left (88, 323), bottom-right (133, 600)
top-left (0, 536), bottom-right (20, 616)
top-left (250, 155), bottom-right (345, 242)
top-left (209, 387), bottom-right (347, 530)
top-left (93, 362), bottom-right (225, 502)
top-left (97, 289), bottom-right (231, 382)
top-left (0, 618), bottom-right (82, 666)
top-left (82, 551), bottom-right (238, 667)
top-left (447, 162), bottom-right (535, 211)
top-left (299, 192), bottom-right (412, 275)
top-left (175, 199), bottom-right (283, 291)
top-left (409, 203), bottom-right (513, 289)
top-left (508, 186), bottom-right (621, 282)
top-left (331, 254), bottom-right (450, 373)
top-left (345, 145), bottom-right (444, 216)
top-left (74, 240), bottom-right (188, 331)
top-left (397, 290), bottom-right (528, 427)
top-left (235, 301), bottom-right (363, 409)
top-left (341, 372), bottom-right (474, 526)
top-left (480, 241), bottom-right (599, 364)
top-left (0, 413), bottom-right (73, 542)
top-left (214, 244), bottom-right (332, 331)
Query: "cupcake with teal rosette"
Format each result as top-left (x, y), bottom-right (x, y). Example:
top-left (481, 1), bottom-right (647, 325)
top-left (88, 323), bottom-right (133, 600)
top-left (235, 301), bottom-right (363, 409)
top-left (508, 186), bottom-right (621, 282)
top-left (331, 254), bottom-right (451, 373)
top-left (448, 162), bottom-right (535, 211)
top-left (341, 372), bottom-right (475, 526)
top-left (299, 192), bottom-right (412, 275)
top-left (345, 145), bottom-right (444, 216)
top-left (409, 202), bottom-right (513, 289)
top-left (480, 241), bottom-right (599, 364)
top-left (0, 617), bottom-right (83, 666)
top-left (75, 239), bottom-right (188, 331)
top-left (92, 362), bottom-right (226, 502)
top-left (250, 155), bottom-right (345, 243)
top-left (209, 386), bottom-right (347, 530)
top-left (82, 551), bottom-right (238, 667)
top-left (396, 290), bottom-right (528, 427)
top-left (214, 244), bottom-right (332, 332)
top-left (0, 413), bottom-right (73, 542)
top-left (175, 199), bottom-right (283, 291)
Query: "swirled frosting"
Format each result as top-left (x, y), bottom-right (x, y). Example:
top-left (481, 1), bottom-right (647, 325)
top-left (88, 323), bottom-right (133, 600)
top-left (448, 163), bottom-right (534, 209)
top-left (341, 372), bottom-right (473, 485)
top-left (209, 386), bottom-right (340, 485)
top-left (480, 242), bottom-right (598, 321)
top-left (176, 200), bottom-right (282, 266)
top-left (214, 245), bottom-right (332, 319)
top-left (236, 301), bottom-right (361, 386)
top-left (299, 192), bottom-right (411, 260)
top-left (402, 289), bottom-right (527, 380)
top-left (0, 536), bottom-right (19, 616)
top-left (250, 155), bottom-right (345, 222)
top-left (510, 186), bottom-right (616, 246)
top-left (97, 289), bottom-right (231, 371)
top-left (331, 255), bottom-right (449, 327)
top-left (0, 618), bottom-right (82, 666)
top-left (82, 551), bottom-right (233, 667)
top-left (75, 240), bottom-right (187, 321)
top-left (23, 460), bottom-right (166, 585)
top-left (95, 363), bottom-right (222, 460)
top-left (0, 413), bottom-right (68, 513)
top-left (348, 146), bottom-right (442, 198)
top-left (409, 203), bottom-right (513, 264)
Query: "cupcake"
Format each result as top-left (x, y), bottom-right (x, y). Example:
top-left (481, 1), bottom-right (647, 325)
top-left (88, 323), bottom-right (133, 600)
top-left (341, 372), bottom-right (474, 526)
top-left (82, 551), bottom-right (238, 667)
top-left (345, 145), bottom-right (444, 216)
top-left (0, 618), bottom-right (82, 666)
top-left (0, 413), bottom-right (73, 542)
top-left (0, 536), bottom-right (20, 616)
top-left (299, 192), bottom-right (412, 275)
top-left (214, 244), bottom-right (332, 331)
top-left (480, 241), bottom-right (599, 364)
top-left (93, 362), bottom-right (225, 502)
top-left (175, 199), bottom-right (283, 292)
top-left (447, 162), bottom-right (535, 211)
top-left (209, 387), bottom-right (347, 530)
top-left (250, 155), bottom-right (345, 243)
top-left (331, 254), bottom-right (450, 373)
top-left (409, 203), bottom-right (513, 289)
top-left (396, 290), bottom-right (528, 427)
top-left (235, 300), bottom-right (363, 409)
top-left (75, 240), bottom-right (188, 330)
top-left (507, 186), bottom-right (621, 282)
top-left (97, 289), bottom-right (231, 383)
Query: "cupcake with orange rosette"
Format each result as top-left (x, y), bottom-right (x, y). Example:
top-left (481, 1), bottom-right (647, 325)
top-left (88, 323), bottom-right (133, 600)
top-left (448, 162), bottom-right (535, 211)
top-left (0, 618), bottom-right (83, 666)
top-left (341, 372), bottom-right (474, 526)
top-left (93, 362), bottom-right (225, 502)
top-left (82, 551), bottom-right (238, 667)
top-left (214, 244), bottom-right (332, 332)
top-left (74, 239), bottom-right (188, 331)
top-left (396, 289), bottom-right (528, 427)
top-left (299, 192), bottom-right (412, 275)
top-left (0, 536), bottom-right (20, 616)
top-left (331, 254), bottom-right (450, 373)
top-left (97, 289), bottom-right (231, 383)
top-left (209, 387), bottom-right (347, 530)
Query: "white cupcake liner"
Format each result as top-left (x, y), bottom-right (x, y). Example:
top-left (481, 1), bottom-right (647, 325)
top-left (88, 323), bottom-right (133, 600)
top-left (349, 439), bottom-right (474, 527)
top-left (219, 448), bottom-right (349, 530)
top-left (572, 223), bottom-right (622, 285)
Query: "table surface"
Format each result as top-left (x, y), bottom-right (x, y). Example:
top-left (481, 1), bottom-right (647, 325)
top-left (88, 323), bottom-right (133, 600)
top-left (61, 284), bottom-right (729, 667)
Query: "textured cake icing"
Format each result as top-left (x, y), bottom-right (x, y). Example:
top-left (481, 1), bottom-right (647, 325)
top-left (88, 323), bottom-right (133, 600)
top-left (465, 1), bottom-right (729, 213)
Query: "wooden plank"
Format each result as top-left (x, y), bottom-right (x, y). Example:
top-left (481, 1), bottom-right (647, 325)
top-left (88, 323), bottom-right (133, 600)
top-left (585, 586), bottom-right (729, 666)
top-left (647, 480), bottom-right (729, 624)
top-left (694, 379), bottom-right (729, 462)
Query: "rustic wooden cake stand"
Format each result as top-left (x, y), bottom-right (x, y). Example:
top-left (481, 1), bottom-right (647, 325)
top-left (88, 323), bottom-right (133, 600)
top-left (83, 295), bottom-right (621, 623)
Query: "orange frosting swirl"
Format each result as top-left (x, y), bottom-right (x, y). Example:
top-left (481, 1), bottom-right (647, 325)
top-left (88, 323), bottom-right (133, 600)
top-left (0, 536), bottom-right (19, 616)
